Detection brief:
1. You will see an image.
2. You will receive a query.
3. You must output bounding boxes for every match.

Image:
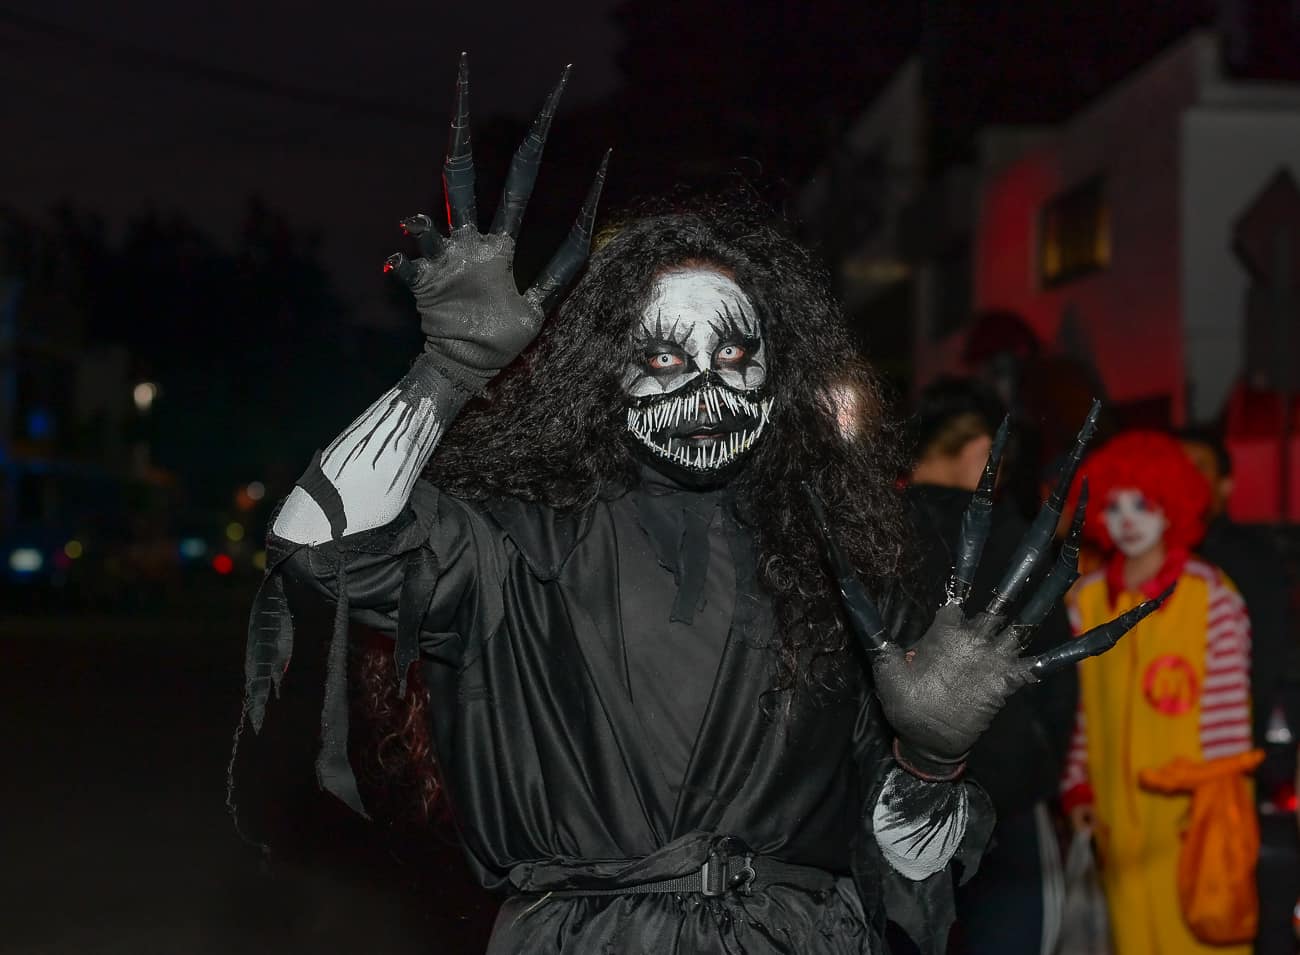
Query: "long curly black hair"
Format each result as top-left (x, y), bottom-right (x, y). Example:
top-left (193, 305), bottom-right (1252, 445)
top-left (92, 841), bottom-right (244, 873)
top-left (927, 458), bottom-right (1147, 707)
top-left (360, 197), bottom-right (907, 820)
top-left (428, 195), bottom-right (907, 688)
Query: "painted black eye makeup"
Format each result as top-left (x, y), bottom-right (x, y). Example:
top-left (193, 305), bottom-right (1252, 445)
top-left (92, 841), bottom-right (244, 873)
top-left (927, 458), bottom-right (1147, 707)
top-left (706, 301), bottom-right (759, 344)
top-left (640, 310), bottom-right (691, 350)
top-left (620, 269), bottom-right (769, 403)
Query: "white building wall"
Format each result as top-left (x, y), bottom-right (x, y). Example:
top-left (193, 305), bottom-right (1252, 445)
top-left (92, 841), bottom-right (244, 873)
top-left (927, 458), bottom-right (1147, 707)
top-left (1181, 107), bottom-right (1300, 421)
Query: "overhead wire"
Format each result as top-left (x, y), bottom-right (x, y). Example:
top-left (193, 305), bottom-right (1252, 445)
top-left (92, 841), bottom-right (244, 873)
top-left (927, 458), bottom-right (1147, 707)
top-left (0, 7), bottom-right (429, 125)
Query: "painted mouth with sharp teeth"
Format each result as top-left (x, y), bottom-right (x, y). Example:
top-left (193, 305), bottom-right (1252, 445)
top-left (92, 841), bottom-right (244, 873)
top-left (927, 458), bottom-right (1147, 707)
top-left (626, 383), bottom-right (773, 471)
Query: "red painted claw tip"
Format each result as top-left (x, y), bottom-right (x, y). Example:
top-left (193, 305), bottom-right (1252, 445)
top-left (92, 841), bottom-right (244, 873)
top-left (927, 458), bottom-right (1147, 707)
top-left (382, 261), bottom-right (394, 274)
top-left (399, 222), bottom-right (410, 236)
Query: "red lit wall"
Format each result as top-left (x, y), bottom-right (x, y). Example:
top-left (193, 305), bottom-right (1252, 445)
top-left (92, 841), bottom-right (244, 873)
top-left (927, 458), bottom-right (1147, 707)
top-left (962, 41), bottom-right (1205, 426)
top-left (1224, 385), bottom-right (1300, 522)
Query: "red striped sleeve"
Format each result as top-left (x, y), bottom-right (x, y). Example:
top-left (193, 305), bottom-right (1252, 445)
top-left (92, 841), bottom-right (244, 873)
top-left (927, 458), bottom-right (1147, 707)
top-left (1199, 569), bottom-right (1252, 760)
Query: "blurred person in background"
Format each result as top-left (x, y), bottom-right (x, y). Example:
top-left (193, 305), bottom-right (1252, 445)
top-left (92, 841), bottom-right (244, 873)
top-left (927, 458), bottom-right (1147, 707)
top-left (897, 377), bottom-right (1078, 955)
top-left (1064, 431), bottom-right (1258, 955)
top-left (1178, 426), bottom-right (1299, 955)
top-left (962, 310), bottom-right (1112, 523)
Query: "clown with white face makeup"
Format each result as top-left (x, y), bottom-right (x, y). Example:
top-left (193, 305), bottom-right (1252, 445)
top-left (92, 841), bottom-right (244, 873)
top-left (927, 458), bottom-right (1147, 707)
top-left (238, 57), bottom-right (1160, 955)
top-left (622, 268), bottom-right (772, 482)
top-left (1102, 488), bottom-right (1169, 561)
top-left (1064, 431), bottom-right (1257, 955)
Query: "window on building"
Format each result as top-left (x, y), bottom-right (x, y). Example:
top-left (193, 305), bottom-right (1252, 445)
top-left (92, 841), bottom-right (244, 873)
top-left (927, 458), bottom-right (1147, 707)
top-left (1039, 178), bottom-right (1110, 287)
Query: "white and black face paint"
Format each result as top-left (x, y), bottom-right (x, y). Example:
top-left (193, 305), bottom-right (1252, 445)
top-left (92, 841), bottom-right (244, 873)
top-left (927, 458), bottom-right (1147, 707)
top-left (622, 268), bottom-right (772, 478)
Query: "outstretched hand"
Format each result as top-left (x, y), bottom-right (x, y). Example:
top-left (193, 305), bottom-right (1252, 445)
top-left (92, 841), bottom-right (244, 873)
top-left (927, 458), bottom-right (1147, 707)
top-left (384, 54), bottom-right (609, 390)
top-left (807, 401), bottom-right (1172, 778)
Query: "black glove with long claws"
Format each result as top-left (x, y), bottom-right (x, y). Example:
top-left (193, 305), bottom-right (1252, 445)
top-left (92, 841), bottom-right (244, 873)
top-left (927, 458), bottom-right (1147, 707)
top-left (807, 401), bottom-right (1173, 782)
top-left (384, 54), bottom-right (609, 394)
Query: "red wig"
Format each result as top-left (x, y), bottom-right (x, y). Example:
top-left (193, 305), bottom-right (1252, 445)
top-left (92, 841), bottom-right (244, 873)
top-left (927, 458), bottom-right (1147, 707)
top-left (1073, 430), bottom-right (1211, 554)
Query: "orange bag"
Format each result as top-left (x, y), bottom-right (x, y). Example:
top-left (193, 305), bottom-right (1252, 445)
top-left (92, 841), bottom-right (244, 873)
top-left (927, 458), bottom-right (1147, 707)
top-left (1139, 749), bottom-right (1265, 945)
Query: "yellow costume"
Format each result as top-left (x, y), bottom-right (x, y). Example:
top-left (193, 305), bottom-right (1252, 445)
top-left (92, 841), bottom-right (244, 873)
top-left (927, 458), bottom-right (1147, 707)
top-left (1064, 554), bottom-right (1253, 955)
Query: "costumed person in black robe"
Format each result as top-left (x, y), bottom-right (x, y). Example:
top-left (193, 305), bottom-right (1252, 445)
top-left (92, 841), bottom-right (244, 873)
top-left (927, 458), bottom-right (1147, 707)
top-left (235, 59), bottom-right (1161, 954)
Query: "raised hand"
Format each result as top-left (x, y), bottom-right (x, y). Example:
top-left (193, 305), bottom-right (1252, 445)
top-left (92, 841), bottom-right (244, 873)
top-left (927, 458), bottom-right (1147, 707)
top-left (385, 54), bottom-right (610, 391)
top-left (807, 401), bottom-right (1172, 778)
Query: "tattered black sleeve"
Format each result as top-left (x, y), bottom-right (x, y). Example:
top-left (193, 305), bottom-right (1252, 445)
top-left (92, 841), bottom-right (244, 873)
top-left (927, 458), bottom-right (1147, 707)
top-left (239, 480), bottom-right (508, 817)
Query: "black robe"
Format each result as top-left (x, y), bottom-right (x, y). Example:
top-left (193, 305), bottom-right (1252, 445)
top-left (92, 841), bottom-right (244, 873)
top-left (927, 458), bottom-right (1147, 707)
top-left (242, 479), bottom-right (990, 954)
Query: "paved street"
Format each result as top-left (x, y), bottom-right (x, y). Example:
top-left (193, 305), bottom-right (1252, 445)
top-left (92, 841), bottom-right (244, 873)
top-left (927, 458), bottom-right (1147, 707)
top-left (1, 603), bottom-right (497, 954)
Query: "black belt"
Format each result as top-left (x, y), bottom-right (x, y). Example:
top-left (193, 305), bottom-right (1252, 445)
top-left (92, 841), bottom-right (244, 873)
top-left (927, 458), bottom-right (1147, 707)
top-left (520, 837), bottom-right (838, 900)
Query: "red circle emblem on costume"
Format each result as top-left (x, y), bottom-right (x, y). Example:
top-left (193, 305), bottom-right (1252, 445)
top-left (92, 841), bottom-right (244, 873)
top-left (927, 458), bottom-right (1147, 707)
top-left (1143, 655), bottom-right (1199, 715)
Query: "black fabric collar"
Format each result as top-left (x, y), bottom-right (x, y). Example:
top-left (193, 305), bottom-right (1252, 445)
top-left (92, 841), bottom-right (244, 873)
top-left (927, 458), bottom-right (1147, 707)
top-left (630, 464), bottom-right (730, 624)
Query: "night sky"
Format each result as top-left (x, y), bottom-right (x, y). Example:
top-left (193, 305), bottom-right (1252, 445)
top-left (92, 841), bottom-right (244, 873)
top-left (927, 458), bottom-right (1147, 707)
top-left (1, 1), bottom-right (621, 320)
top-left (3, 0), bottom-right (1241, 505)
top-left (2, 2), bottom-right (1231, 322)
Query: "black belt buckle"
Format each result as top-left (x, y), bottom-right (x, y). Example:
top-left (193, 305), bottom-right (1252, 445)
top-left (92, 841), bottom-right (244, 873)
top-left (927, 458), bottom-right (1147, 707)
top-left (700, 837), bottom-right (756, 897)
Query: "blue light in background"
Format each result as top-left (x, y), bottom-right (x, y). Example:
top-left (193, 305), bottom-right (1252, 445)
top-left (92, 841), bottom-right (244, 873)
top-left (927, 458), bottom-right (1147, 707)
top-left (179, 537), bottom-right (208, 560)
top-left (25, 407), bottom-right (54, 441)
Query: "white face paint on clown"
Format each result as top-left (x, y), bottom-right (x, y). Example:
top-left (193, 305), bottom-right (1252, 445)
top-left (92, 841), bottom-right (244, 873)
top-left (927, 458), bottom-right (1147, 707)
top-left (622, 267), bottom-right (773, 475)
top-left (1102, 488), bottom-right (1168, 558)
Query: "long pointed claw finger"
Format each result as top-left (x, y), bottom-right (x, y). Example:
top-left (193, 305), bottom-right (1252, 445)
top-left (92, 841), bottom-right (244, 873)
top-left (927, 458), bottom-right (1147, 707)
top-left (383, 252), bottom-right (421, 286)
top-left (490, 65), bottom-right (571, 238)
top-left (1010, 478), bottom-right (1087, 638)
top-left (945, 416), bottom-right (1008, 607)
top-left (986, 400), bottom-right (1101, 615)
top-left (802, 481), bottom-right (891, 651)
top-left (1030, 582), bottom-right (1174, 678)
top-left (443, 52), bottom-right (477, 232)
top-left (1046, 398), bottom-right (1101, 511)
top-left (525, 149), bottom-right (610, 313)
